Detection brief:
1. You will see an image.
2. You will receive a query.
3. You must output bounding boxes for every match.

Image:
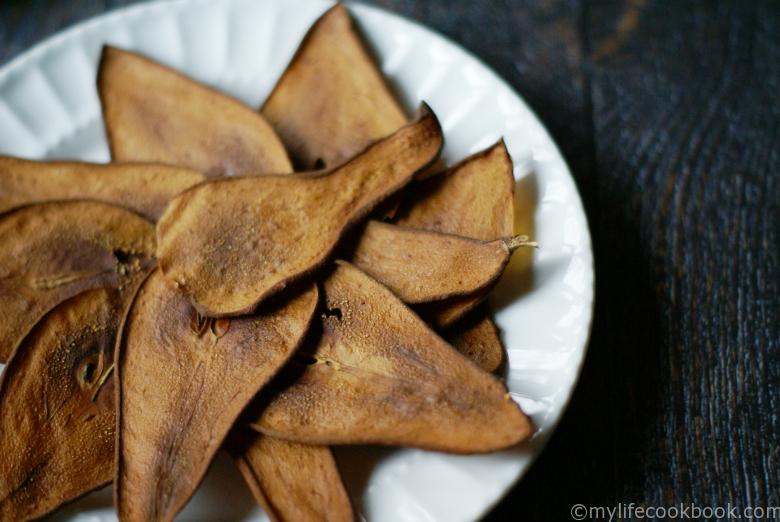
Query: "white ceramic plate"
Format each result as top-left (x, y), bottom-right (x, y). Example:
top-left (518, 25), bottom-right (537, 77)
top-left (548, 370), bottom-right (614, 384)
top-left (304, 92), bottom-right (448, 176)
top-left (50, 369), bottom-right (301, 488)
top-left (0, 0), bottom-right (594, 520)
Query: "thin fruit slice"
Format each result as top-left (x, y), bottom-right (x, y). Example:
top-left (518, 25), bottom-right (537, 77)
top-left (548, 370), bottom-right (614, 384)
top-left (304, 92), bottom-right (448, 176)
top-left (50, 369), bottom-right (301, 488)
top-left (0, 201), bottom-right (155, 362)
top-left (261, 4), bottom-right (407, 171)
top-left (157, 107), bottom-right (442, 317)
top-left (350, 220), bottom-right (528, 304)
top-left (395, 140), bottom-right (514, 241)
top-left (416, 235), bottom-right (534, 328)
top-left (98, 46), bottom-right (291, 177)
top-left (0, 289), bottom-right (122, 521)
top-left (229, 431), bottom-right (353, 522)
top-left (251, 262), bottom-right (532, 454)
top-left (0, 156), bottom-right (204, 221)
top-left (115, 270), bottom-right (318, 522)
top-left (445, 305), bottom-right (504, 373)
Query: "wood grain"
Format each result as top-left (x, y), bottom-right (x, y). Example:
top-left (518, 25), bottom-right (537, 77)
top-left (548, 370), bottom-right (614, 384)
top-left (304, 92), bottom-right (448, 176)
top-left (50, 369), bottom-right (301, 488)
top-left (1, 1), bottom-right (778, 520)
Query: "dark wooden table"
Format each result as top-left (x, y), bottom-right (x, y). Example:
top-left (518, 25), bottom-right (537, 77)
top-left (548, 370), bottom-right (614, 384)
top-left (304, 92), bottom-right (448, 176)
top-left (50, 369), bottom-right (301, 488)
top-left (2, 0), bottom-right (778, 520)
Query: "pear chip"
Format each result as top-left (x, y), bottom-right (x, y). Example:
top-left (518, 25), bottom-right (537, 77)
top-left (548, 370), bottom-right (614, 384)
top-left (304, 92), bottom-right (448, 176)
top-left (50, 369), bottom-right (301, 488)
top-left (251, 262), bottom-right (533, 454)
top-left (115, 270), bottom-right (318, 521)
top-left (0, 157), bottom-right (204, 221)
top-left (99, 46), bottom-right (291, 178)
top-left (262, 4), bottom-right (408, 170)
top-left (0, 289), bottom-right (123, 520)
top-left (351, 220), bottom-right (521, 304)
top-left (396, 140), bottom-right (518, 369)
top-left (446, 305), bottom-right (506, 373)
top-left (229, 431), bottom-right (354, 522)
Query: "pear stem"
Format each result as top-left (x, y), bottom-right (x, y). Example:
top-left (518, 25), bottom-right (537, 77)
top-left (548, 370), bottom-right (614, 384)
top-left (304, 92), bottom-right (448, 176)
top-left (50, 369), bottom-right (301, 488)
top-left (91, 363), bottom-right (115, 402)
top-left (505, 234), bottom-right (539, 253)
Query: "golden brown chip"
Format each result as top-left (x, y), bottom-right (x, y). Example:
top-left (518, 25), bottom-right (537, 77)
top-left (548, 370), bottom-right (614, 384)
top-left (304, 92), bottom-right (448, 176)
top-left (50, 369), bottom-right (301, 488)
top-left (445, 305), bottom-right (505, 373)
top-left (0, 289), bottom-right (122, 521)
top-left (0, 201), bottom-right (155, 362)
top-left (0, 156), bottom-right (204, 221)
top-left (261, 4), bottom-right (407, 170)
top-left (396, 140), bottom-right (515, 240)
top-left (350, 220), bottom-right (522, 304)
top-left (157, 107), bottom-right (442, 317)
top-left (229, 431), bottom-right (353, 522)
top-left (115, 270), bottom-right (318, 522)
top-left (417, 237), bottom-right (533, 328)
top-left (251, 262), bottom-right (532, 453)
top-left (98, 46), bottom-right (291, 177)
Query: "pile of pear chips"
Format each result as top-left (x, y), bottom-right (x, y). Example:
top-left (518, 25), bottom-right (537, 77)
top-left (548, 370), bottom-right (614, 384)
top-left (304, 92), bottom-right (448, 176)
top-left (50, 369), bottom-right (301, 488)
top-left (0, 5), bottom-right (537, 521)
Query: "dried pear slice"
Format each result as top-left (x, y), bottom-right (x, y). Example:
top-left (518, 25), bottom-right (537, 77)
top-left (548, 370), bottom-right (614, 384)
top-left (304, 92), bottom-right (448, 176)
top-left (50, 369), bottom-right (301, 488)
top-left (157, 107), bottom-right (442, 317)
top-left (445, 305), bottom-right (504, 373)
top-left (0, 289), bottom-right (122, 521)
top-left (396, 140), bottom-right (514, 241)
top-left (351, 220), bottom-right (530, 304)
top-left (229, 431), bottom-right (353, 522)
top-left (0, 201), bottom-right (155, 362)
top-left (417, 237), bottom-right (534, 328)
top-left (98, 46), bottom-right (291, 177)
top-left (251, 262), bottom-right (532, 453)
top-left (115, 270), bottom-right (318, 522)
top-left (0, 156), bottom-right (204, 221)
top-left (261, 4), bottom-right (407, 170)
